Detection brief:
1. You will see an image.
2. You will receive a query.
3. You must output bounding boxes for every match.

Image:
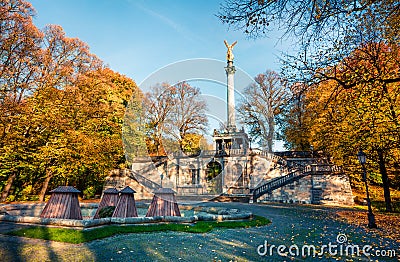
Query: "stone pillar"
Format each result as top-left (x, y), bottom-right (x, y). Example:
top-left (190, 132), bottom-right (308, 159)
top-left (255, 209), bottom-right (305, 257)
top-left (225, 61), bottom-right (236, 132)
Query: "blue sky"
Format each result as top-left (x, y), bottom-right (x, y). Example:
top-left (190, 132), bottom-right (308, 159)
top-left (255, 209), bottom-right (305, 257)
top-left (29, 0), bottom-right (292, 150)
top-left (29, 0), bottom-right (293, 84)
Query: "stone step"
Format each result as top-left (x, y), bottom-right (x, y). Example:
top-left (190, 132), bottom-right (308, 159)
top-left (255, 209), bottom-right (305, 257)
top-left (210, 194), bottom-right (251, 203)
top-left (176, 195), bottom-right (219, 202)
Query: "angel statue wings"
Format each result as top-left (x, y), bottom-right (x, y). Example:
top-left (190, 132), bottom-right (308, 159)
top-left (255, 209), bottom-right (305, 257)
top-left (224, 40), bottom-right (237, 61)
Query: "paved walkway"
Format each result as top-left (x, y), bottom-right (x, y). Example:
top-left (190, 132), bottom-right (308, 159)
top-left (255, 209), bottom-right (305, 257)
top-left (0, 203), bottom-right (399, 261)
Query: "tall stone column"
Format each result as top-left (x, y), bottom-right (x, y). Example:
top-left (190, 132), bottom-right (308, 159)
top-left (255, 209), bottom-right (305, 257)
top-left (225, 60), bottom-right (236, 132)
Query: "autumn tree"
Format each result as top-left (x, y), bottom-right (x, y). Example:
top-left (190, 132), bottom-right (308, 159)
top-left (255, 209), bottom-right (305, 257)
top-left (54, 68), bottom-right (140, 195)
top-left (238, 70), bottom-right (288, 152)
top-left (0, 0), bottom-right (42, 106)
top-left (142, 83), bottom-right (175, 156)
top-left (0, 0), bottom-right (141, 201)
top-left (29, 25), bottom-right (104, 200)
top-left (0, 0), bottom-right (43, 201)
top-left (143, 81), bottom-right (208, 156)
top-left (219, 0), bottom-right (399, 87)
top-left (37, 25), bottom-right (102, 90)
top-left (180, 133), bottom-right (210, 155)
top-left (218, 0), bottom-right (399, 42)
top-left (165, 82), bottom-right (208, 151)
top-left (1, 66), bottom-right (140, 201)
top-left (294, 43), bottom-right (400, 211)
top-left (278, 82), bottom-right (312, 151)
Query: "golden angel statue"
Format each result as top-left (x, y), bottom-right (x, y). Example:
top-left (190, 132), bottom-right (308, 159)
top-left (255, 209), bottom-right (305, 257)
top-left (224, 40), bottom-right (237, 61)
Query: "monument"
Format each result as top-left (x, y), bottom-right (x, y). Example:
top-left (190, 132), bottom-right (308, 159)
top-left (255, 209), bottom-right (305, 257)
top-left (224, 40), bottom-right (237, 131)
top-left (107, 40), bottom-right (354, 206)
top-left (213, 40), bottom-right (249, 160)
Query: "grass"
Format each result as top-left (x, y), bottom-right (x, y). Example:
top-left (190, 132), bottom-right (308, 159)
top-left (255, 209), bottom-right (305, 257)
top-left (7, 215), bottom-right (270, 244)
top-left (353, 201), bottom-right (400, 214)
top-left (352, 186), bottom-right (400, 213)
top-left (352, 185), bottom-right (400, 203)
top-left (371, 201), bottom-right (400, 213)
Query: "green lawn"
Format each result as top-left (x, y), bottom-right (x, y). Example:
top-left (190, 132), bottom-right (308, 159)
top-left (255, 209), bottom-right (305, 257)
top-left (7, 216), bottom-right (270, 244)
top-left (353, 201), bottom-right (400, 213)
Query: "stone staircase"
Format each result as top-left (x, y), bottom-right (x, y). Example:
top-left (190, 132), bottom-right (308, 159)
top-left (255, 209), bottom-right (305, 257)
top-left (130, 157), bottom-right (171, 191)
top-left (128, 170), bottom-right (161, 192)
top-left (251, 164), bottom-right (342, 201)
top-left (250, 150), bottom-right (287, 165)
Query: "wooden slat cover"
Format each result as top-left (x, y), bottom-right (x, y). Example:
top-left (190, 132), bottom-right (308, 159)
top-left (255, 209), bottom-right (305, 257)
top-left (40, 187), bottom-right (82, 220)
top-left (93, 190), bottom-right (119, 219)
top-left (112, 191), bottom-right (138, 218)
top-left (146, 191), bottom-right (181, 217)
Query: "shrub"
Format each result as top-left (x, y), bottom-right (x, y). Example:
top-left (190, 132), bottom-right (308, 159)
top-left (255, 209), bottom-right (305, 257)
top-left (83, 186), bottom-right (96, 199)
top-left (98, 206), bottom-right (116, 218)
top-left (6, 195), bottom-right (15, 202)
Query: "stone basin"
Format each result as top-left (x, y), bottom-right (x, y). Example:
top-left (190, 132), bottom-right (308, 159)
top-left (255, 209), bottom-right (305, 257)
top-left (0, 202), bottom-right (253, 228)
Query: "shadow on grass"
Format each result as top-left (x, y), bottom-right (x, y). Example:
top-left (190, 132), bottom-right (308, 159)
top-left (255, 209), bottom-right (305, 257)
top-left (0, 224), bottom-right (61, 261)
top-left (6, 216), bottom-right (271, 244)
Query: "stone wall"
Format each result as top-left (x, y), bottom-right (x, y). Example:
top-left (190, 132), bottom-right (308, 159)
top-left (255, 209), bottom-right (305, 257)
top-left (104, 154), bottom-right (354, 206)
top-left (318, 174), bottom-right (354, 205)
top-left (104, 169), bottom-right (154, 200)
top-left (130, 154), bottom-right (256, 197)
top-left (260, 173), bottom-right (354, 206)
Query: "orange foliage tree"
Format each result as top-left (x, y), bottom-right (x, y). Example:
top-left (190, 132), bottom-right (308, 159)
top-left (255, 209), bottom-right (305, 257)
top-left (0, 0), bottom-right (142, 201)
top-left (300, 42), bottom-right (400, 211)
top-left (0, 0), bottom-right (43, 201)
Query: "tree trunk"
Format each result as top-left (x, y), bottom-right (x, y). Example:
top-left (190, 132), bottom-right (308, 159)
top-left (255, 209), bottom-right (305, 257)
top-left (377, 148), bottom-right (392, 212)
top-left (39, 169), bottom-right (53, 202)
top-left (0, 172), bottom-right (17, 202)
top-left (267, 116), bottom-right (274, 153)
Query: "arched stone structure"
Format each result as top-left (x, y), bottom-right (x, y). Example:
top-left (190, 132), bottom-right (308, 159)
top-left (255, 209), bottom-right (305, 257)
top-left (206, 161), bottom-right (223, 194)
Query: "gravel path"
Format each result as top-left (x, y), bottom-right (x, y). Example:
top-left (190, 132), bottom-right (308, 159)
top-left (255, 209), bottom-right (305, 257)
top-left (0, 203), bottom-right (399, 261)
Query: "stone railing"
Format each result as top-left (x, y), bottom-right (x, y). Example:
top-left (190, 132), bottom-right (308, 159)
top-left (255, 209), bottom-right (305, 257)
top-left (274, 151), bottom-right (327, 158)
top-left (251, 150), bottom-right (287, 165)
top-left (226, 148), bottom-right (246, 156)
top-left (129, 170), bottom-right (161, 191)
top-left (252, 169), bottom-right (306, 200)
top-left (170, 149), bottom-right (247, 158)
top-left (176, 185), bottom-right (204, 195)
top-left (303, 164), bottom-right (342, 174)
top-left (252, 164), bottom-right (342, 200)
top-left (171, 150), bottom-right (216, 158)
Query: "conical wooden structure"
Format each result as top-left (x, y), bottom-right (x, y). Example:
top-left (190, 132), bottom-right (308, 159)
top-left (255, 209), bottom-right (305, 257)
top-left (93, 188), bottom-right (119, 219)
top-left (146, 188), bottom-right (181, 217)
top-left (112, 186), bottom-right (138, 218)
top-left (40, 186), bottom-right (82, 220)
